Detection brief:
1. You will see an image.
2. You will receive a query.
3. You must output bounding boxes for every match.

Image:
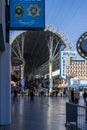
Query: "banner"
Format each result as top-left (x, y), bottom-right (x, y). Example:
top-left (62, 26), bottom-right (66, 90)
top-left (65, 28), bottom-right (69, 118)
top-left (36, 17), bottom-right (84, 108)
top-left (10, 0), bottom-right (45, 30)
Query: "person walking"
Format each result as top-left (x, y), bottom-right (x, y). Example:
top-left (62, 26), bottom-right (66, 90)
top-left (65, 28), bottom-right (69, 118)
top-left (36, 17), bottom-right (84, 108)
top-left (13, 87), bottom-right (18, 102)
top-left (71, 88), bottom-right (74, 103)
top-left (30, 90), bottom-right (34, 100)
top-left (83, 89), bottom-right (87, 103)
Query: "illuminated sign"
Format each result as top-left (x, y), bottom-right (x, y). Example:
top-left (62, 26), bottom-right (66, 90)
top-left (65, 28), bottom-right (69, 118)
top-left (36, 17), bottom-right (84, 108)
top-left (71, 78), bottom-right (80, 85)
top-left (62, 51), bottom-right (76, 57)
top-left (10, 0), bottom-right (45, 30)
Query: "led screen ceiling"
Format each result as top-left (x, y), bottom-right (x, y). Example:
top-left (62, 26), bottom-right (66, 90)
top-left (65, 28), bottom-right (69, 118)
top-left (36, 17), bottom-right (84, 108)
top-left (10, 0), bottom-right (45, 30)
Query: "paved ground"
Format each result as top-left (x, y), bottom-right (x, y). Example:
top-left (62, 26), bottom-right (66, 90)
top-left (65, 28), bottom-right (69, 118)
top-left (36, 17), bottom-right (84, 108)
top-left (0, 96), bottom-right (87, 130)
top-left (0, 96), bottom-right (71, 130)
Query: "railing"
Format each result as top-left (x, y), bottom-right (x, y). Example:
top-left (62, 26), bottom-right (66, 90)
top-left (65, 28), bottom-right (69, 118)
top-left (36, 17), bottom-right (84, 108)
top-left (65, 102), bottom-right (87, 130)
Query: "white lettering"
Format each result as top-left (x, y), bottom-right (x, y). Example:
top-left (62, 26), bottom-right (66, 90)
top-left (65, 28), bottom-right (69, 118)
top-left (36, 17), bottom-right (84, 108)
top-left (19, 20), bottom-right (35, 25)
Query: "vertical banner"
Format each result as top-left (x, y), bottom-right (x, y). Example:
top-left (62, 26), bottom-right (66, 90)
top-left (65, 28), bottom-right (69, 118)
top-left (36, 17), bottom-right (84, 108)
top-left (10, 0), bottom-right (45, 30)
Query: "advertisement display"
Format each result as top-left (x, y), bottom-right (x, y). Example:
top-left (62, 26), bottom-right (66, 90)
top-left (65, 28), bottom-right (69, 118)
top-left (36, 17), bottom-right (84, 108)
top-left (10, 0), bottom-right (45, 30)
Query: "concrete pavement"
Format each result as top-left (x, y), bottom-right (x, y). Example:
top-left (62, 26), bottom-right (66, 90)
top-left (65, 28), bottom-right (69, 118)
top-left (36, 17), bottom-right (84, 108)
top-left (0, 96), bottom-right (72, 130)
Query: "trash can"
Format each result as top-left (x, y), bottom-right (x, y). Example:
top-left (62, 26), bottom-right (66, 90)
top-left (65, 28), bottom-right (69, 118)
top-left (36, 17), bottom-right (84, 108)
top-left (65, 102), bottom-right (77, 127)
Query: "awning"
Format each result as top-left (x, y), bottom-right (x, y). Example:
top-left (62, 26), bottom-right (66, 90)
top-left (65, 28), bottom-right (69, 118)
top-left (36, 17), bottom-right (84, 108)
top-left (64, 84), bottom-right (87, 88)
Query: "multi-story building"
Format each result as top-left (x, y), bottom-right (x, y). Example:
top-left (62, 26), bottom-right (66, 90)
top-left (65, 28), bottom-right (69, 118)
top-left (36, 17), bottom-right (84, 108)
top-left (66, 60), bottom-right (87, 79)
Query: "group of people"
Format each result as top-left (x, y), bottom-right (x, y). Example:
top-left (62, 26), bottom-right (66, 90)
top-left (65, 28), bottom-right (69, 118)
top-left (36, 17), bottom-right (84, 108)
top-left (67, 88), bottom-right (87, 104)
top-left (67, 88), bottom-right (80, 103)
top-left (12, 87), bottom-right (18, 102)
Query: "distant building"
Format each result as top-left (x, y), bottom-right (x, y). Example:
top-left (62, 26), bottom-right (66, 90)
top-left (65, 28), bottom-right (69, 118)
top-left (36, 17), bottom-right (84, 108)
top-left (66, 60), bottom-right (87, 79)
top-left (60, 51), bottom-right (77, 79)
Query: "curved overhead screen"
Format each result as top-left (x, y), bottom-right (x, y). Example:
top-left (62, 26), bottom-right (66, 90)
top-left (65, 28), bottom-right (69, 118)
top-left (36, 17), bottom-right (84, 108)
top-left (10, 0), bottom-right (45, 30)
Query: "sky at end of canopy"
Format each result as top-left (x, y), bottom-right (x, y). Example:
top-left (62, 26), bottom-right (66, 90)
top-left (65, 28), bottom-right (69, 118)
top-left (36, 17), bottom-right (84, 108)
top-left (10, 0), bottom-right (87, 60)
top-left (45, 0), bottom-right (87, 49)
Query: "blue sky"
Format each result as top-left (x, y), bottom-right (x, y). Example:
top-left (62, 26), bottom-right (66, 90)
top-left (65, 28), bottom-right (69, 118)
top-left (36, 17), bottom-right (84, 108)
top-left (45, 0), bottom-right (87, 52)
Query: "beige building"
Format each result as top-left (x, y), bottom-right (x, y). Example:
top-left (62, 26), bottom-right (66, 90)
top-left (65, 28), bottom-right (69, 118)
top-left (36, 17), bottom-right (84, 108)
top-left (66, 60), bottom-right (87, 79)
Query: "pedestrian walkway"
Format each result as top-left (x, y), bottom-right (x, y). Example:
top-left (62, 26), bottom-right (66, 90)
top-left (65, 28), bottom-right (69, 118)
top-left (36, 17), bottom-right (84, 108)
top-left (0, 96), bottom-right (71, 130)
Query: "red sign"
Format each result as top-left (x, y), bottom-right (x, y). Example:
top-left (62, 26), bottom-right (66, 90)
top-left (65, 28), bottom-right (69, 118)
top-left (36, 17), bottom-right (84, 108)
top-left (11, 57), bottom-right (25, 66)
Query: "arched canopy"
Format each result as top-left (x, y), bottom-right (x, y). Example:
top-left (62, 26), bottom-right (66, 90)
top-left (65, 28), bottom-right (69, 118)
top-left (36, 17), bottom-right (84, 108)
top-left (11, 29), bottom-right (68, 76)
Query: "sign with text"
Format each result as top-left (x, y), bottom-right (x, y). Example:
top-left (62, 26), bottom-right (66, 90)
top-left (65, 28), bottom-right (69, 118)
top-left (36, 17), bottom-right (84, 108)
top-left (10, 0), bottom-right (45, 30)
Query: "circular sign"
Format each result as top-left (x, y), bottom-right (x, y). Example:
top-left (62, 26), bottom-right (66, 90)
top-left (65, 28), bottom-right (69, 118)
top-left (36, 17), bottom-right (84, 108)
top-left (11, 57), bottom-right (25, 67)
top-left (76, 32), bottom-right (87, 60)
top-left (14, 5), bottom-right (24, 18)
top-left (27, 4), bottom-right (40, 17)
top-left (80, 39), bottom-right (87, 53)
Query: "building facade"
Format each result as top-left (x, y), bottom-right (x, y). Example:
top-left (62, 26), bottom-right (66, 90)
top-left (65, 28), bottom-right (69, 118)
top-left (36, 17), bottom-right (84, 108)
top-left (66, 60), bottom-right (87, 79)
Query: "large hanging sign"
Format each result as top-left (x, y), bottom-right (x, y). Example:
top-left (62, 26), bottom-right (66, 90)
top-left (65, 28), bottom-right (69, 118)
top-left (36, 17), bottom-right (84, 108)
top-left (76, 32), bottom-right (87, 60)
top-left (10, 0), bottom-right (45, 30)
